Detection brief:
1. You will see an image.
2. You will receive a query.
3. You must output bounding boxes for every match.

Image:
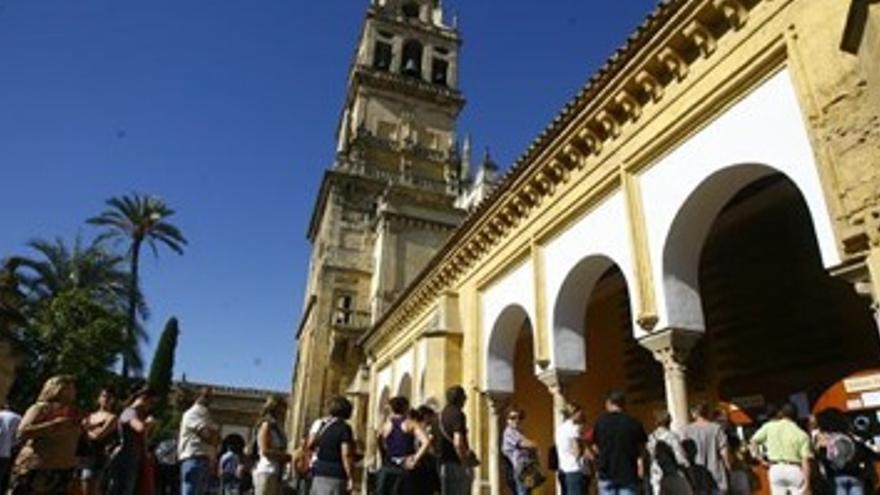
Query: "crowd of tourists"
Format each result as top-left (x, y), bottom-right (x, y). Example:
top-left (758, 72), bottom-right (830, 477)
top-left (2, 377), bottom-right (879, 495)
top-left (496, 390), bottom-right (878, 495)
top-left (361, 387), bottom-right (878, 495)
top-left (0, 374), bottom-right (295, 495)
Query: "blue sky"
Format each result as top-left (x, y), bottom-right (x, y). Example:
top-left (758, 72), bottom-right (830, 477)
top-left (0, 0), bottom-right (657, 392)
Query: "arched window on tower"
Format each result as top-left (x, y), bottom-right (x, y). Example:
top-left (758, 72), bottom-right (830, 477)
top-left (373, 40), bottom-right (392, 71)
top-left (402, 2), bottom-right (420, 20)
top-left (432, 58), bottom-right (449, 86)
top-left (401, 40), bottom-right (423, 80)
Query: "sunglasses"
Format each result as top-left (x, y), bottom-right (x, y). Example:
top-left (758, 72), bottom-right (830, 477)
top-left (508, 415), bottom-right (521, 420)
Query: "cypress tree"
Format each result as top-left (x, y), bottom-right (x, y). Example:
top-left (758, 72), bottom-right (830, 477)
top-left (148, 316), bottom-right (179, 411)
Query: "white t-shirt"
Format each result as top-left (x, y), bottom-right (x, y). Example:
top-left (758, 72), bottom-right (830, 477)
top-left (0, 409), bottom-right (22, 458)
top-left (308, 417), bottom-right (331, 464)
top-left (178, 403), bottom-right (217, 461)
top-left (254, 419), bottom-right (289, 476)
top-left (555, 418), bottom-right (584, 474)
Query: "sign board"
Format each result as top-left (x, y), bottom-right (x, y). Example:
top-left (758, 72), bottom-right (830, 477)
top-left (844, 374), bottom-right (880, 394)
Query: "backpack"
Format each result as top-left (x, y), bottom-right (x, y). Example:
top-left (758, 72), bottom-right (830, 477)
top-left (825, 433), bottom-right (857, 471)
top-left (654, 440), bottom-right (682, 477)
top-left (517, 453), bottom-right (547, 490)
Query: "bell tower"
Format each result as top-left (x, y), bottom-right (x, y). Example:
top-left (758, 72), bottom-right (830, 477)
top-left (289, 0), bottom-right (469, 442)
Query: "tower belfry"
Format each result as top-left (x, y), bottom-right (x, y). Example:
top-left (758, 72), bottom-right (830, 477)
top-left (289, 0), bottom-right (472, 441)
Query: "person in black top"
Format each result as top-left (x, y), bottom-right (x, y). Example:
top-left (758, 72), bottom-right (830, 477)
top-left (310, 396), bottom-right (356, 495)
top-left (412, 405), bottom-right (441, 495)
top-left (375, 396), bottom-right (430, 495)
top-left (590, 390), bottom-right (648, 495)
top-left (438, 386), bottom-right (473, 495)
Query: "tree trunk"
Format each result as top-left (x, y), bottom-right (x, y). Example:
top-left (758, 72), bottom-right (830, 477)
top-left (124, 238), bottom-right (142, 379)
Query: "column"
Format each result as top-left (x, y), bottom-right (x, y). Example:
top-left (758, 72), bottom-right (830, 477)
top-left (639, 328), bottom-right (702, 431)
top-left (865, 242), bottom-right (880, 333)
top-left (363, 362), bottom-right (380, 476)
top-left (537, 369), bottom-right (575, 494)
top-left (536, 369), bottom-right (575, 430)
top-left (485, 392), bottom-right (512, 495)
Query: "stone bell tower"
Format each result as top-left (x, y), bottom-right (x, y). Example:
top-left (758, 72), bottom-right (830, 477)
top-left (289, 0), bottom-right (469, 441)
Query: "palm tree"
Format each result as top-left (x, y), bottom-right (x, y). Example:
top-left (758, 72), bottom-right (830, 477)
top-left (0, 258), bottom-right (26, 334)
top-left (88, 194), bottom-right (187, 377)
top-left (14, 236), bottom-right (148, 369)
top-left (16, 237), bottom-right (134, 309)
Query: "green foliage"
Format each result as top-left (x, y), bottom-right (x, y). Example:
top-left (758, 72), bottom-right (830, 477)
top-left (88, 194), bottom-right (187, 377)
top-left (149, 317), bottom-right (184, 443)
top-left (0, 258), bottom-right (27, 337)
top-left (148, 317), bottom-right (179, 412)
top-left (14, 236), bottom-right (147, 371)
top-left (11, 289), bottom-right (127, 411)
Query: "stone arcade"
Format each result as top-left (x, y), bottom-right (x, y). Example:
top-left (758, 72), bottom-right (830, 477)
top-left (294, 0), bottom-right (880, 493)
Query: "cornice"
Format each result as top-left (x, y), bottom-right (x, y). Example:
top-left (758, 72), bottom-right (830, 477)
top-left (353, 67), bottom-right (466, 112)
top-left (365, 7), bottom-right (461, 44)
top-left (360, 0), bottom-right (762, 350)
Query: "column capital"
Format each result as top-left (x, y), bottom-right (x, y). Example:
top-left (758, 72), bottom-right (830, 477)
top-left (640, 328), bottom-right (701, 431)
top-left (639, 327), bottom-right (702, 369)
top-left (483, 391), bottom-right (513, 415)
top-left (536, 368), bottom-right (578, 395)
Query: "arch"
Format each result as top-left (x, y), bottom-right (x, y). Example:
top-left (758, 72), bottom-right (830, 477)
top-left (640, 69), bottom-right (841, 332)
top-left (397, 373), bottom-right (413, 399)
top-left (401, 2), bottom-right (421, 19)
top-left (662, 165), bottom-right (831, 331)
top-left (376, 386), bottom-right (391, 428)
top-left (401, 40), bottom-right (423, 79)
top-left (552, 254), bottom-right (624, 373)
top-left (486, 304), bottom-right (532, 394)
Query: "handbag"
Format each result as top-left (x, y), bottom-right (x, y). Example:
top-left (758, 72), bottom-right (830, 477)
top-left (518, 459), bottom-right (547, 489)
top-left (515, 445), bottom-right (545, 489)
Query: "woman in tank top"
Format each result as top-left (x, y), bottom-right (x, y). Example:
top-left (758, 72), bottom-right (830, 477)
top-left (375, 396), bottom-right (430, 495)
top-left (253, 396), bottom-right (291, 495)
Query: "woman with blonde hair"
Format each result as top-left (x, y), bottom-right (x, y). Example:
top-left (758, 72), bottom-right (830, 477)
top-left (12, 374), bottom-right (82, 494)
top-left (253, 395), bottom-right (291, 495)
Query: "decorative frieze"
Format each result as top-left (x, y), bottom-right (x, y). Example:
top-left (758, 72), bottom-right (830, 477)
top-left (659, 46), bottom-right (689, 81)
top-left (596, 110), bottom-right (622, 138)
top-left (636, 70), bottom-right (664, 102)
top-left (684, 20), bottom-right (718, 57)
top-left (615, 90), bottom-right (643, 121)
top-left (712, 0), bottom-right (748, 30)
top-left (561, 143), bottom-right (585, 169)
top-left (577, 126), bottom-right (604, 155)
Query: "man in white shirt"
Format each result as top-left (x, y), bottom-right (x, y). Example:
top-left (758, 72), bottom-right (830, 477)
top-left (179, 388), bottom-right (220, 495)
top-left (556, 403), bottom-right (590, 495)
top-left (0, 402), bottom-right (22, 495)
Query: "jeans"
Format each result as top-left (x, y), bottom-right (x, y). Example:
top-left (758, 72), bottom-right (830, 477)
top-left (105, 450), bottom-right (141, 495)
top-left (375, 464), bottom-right (411, 495)
top-left (181, 457), bottom-right (211, 495)
top-left (254, 472), bottom-right (283, 495)
top-left (564, 472), bottom-right (588, 495)
top-left (440, 463), bottom-right (472, 495)
top-left (310, 476), bottom-right (346, 495)
top-left (834, 475), bottom-right (865, 495)
top-left (0, 457), bottom-right (11, 495)
top-left (598, 478), bottom-right (640, 495)
top-left (514, 478), bottom-right (531, 495)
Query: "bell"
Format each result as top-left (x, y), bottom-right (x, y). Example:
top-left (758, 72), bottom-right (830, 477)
top-left (404, 58), bottom-right (419, 76)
